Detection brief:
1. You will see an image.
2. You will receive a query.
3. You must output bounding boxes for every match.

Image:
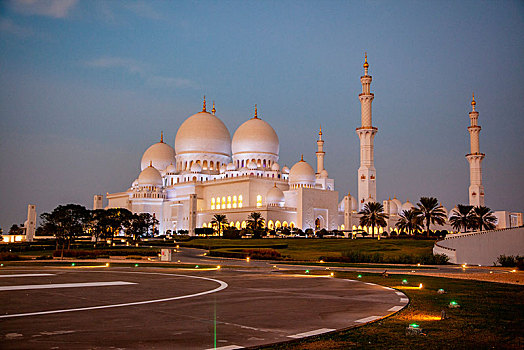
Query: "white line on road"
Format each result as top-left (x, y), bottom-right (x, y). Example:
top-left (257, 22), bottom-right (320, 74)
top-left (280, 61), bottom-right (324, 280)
top-left (363, 282), bottom-right (376, 286)
top-left (0, 281), bottom-right (136, 291)
top-left (355, 315), bottom-right (381, 323)
top-left (395, 291), bottom-right (405, 296)
top-left (0, 272), bottom-right (228, 319)
top-left (205, 345), bottom-right (244, 350)
top-left (388, 306), bottom-right (403, 312)
top-left (0, 274), bottom-right (55, 278)
top-left (287, 328), bottom-right (335, 338)
top-left (400, 298), bottom-right (409, 303)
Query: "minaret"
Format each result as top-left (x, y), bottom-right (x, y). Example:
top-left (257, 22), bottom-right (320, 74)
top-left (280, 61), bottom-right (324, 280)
top-left (356, 53), bottom-right (377, 210)
top-left (316, 125), bottom-right (325, 174)
top-left (466, 93), bottom-right (485, 207)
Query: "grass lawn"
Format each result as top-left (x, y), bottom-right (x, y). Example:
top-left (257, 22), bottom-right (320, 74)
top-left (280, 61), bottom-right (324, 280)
top-left (259, 271), bottom-right (524, 349)
top-left (180, 238), bottom-right (435, 261)
top-left (276, 261), bottom-right (436, 269)
top-left (0, 261), bottom-right (219, 269)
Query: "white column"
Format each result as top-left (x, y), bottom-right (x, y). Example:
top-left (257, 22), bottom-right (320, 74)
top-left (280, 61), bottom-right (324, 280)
top-left (356, 53), bottom-right (377, 210)
top-left (25, 204), bottom-right (36, 242)
top-left (316, 126), bottom-right (325, 174)
top-left (466, 94), bottom-right (485, 207)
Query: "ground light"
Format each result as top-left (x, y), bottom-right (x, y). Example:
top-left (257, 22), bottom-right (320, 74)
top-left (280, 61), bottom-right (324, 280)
top-left (0, 264), bottom-right (3, 267)
top-left (71, 263), bottom-right (75, 267)
top-left (305, 270), bottom-right (310, 274)
top-left (195, 265), bottom-right (199, 268)
top-left (402, 279), bottom-right (408, 285)
top-left (419, 283), bottom-right (423, 289)
top-left (246, 257), bottom-right (250, 262)
top-left (357, 274), bottom-right (362, 278)
top-left (449, 301), bottom-right (460, 308)
top-left (217, 265), bottom-right (221, 269)
top-left (105, 263), bottom-right (109, 267)
top-left (330, 272), bottom-right (334, 277)
top-left (134, 264), bottom-right (139, 267)
top-left (437, 288), bottom-right (445, 294)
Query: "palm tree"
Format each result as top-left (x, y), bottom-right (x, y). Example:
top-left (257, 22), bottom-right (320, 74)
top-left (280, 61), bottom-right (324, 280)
top-left (471, 206), bottom-right (497, 231)
top-left (358, 202), bottom-right (389, 239)
top-left (210, 214), bottom-right (228, 236)
top-left (449, 204), bottom-right (474, 232)
top-left (247, 212), bottom-right (264, 231)
top-left (395, 209), bottom-right (423, 236)
top-left (415, 197), bottom-right (447, 237)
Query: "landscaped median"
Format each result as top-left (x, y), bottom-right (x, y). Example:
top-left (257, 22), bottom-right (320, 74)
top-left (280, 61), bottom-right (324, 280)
top-left (259, 270), bottom-right (524, 350)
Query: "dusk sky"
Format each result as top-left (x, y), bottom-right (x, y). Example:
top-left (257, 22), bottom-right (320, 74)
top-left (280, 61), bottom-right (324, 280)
top-left (1, 0), bottom-right (523, 230)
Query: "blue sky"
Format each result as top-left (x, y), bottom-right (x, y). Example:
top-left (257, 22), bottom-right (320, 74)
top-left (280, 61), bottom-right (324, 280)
top-left (0, 0), bottom-right (523, 230)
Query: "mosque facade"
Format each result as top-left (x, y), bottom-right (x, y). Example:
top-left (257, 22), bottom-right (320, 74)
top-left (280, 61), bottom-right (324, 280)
top-left (102, 55), bottom-right (522, 236)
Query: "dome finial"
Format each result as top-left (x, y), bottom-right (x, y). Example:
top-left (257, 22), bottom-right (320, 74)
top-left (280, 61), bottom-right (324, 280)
top-left (212, 101), bottom-right (216, 115)
top-left (160, 131), bottom-right (163, 143)
top-left (471, 92), bottom-right (476, 106)
top-left (202, 95), bottom-right (207, 112)
top-left (319, 124), bottom-right (322, 136)
top-left (300, 154), bottom-right (304, 161)
top-left (254, 104), bottom-right (258, 119)
top-left (149, 160), bottom-right (153, 167)
top-left (363, 51), bottom-right (369, 72)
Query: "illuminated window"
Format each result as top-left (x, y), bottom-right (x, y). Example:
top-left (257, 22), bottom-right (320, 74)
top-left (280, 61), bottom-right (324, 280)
top-left (268, 220), bottom-right (274, 229)
top-left (227, 196), bottom-right (231, 209)
top-left (256, 195), bottom-right (262, 208)
top-left (282, 221), bottom-right (288, 228)
top-left (275, 220), bottom-right (281, 229)
top-left (341, 224), bottom-right (345, 230)
top-left (211, 198), bottom-right (215, 210)
top-left (222, 197), bottom-right (226, 209)
top-left (238, 195), bottom-right (243, 208)
top-left (235, 221), bottom-right (241, 229)
top-left (230, 221), bottom-right (235, 227)
top-left (233, 195), bottom-right (237, 208)
top-left (216, 197), bottom-right (221, 210)
top-left (290, 222), bottom-right (295, 229)
top-left (241, 220), bottom-right (246, 229)
top-left (203, 223), bottom-right (207, 228)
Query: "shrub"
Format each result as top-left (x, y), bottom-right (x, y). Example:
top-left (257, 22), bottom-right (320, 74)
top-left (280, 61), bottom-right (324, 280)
top-left (243, 248), bottom-right (282, 260)
top-left (0, 252), bottom-right (24, 261)
top-left (35, 254), bottom-right (53, 260)
top-left (496, 255), bottom-right (522, 267)
top-left (329, 250), bottom-right (449, 265)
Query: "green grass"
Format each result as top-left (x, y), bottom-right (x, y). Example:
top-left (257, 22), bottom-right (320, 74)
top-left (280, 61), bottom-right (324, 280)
top-left (258, 271), bottom-right (524, 349)
top-left (180, 238), bottom-right (434, 261)
top-left (275, 261), bottom-right (436, 269)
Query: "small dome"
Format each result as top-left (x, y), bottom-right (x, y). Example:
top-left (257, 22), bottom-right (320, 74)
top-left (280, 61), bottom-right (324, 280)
top-left (391, 197), bottom-right (402, 214)
top-left (266, 184), bottom-right (285, 206)
top-left (226, 162), bottom-right (236, 171)
top-left (165, 163), bottom-right (176, 173)
top-left (320, 169), bottom-right (328, 178)
top-left (138, 165), bottom-right (163, 186)
top-left (282, 166), bottom-right (290, 174)
top-left (289, 158), bottom-right (316, 187)
top-left (232, 114), bottom-right (279, 156)
top-left (351, 196), bottom-right (358, 212)
top-left (247, 160), bottom-right (258, 170)
top-left (175, 110), bottom-right (231, 157)
top-left (401, 200), bottom-right (414, 212)
top-left (140, 140), bottom-right (176, 171)
top-left (271, 162), bottom-right (280, 171)
top-left (190, 162), bottom-right (202, 173)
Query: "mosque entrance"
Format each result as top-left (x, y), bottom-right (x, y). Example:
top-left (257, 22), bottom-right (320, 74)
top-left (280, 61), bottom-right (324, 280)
top-left (315, 216), bottom-right (325, 230)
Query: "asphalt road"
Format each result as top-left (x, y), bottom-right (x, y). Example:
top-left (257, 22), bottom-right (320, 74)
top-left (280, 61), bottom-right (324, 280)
top-left (0, 266), bottom-right (406, 349)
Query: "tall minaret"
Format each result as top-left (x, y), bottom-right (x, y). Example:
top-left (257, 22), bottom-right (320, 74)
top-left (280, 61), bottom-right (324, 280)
top-left (466, 93), bottom-right (485, 207)
top-left (356, 53), bottom-right (377, 210)
top-left (316, 125), bottom-right (325, 174)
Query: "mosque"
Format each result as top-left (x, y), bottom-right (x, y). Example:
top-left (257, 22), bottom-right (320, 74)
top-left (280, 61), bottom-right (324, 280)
top-left (101, 55), bottom-right (522, 236)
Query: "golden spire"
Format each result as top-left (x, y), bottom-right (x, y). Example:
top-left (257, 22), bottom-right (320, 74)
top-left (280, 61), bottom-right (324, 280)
top-left (319, 124), bottom-right (322, 136)
top-left (212, 101), bottom-right (216, 115)
top-left (160, 131), bottom-right (163, 143)
top-left (254, 104), bottom-right (258, 119)
top-left (300, 154), bottom-right (304, 161)
top-left (202, 95), bottom-right (206, 112)
top-left (389, 196), bottom-right (391, 200)
top-left (149, 160), bottom-right (153, 167)
top-left (471, 92), bottom-right (476, 106)
top-left (363, 52), bottom-right (369, 70)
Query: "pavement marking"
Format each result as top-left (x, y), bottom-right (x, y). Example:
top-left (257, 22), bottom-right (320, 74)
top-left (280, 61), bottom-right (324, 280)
top-left (0, 272), bottom-right (228, 319)
top-left (343, 279), bottom-right (358, 282)
top-left (363, 282), bottom-right (376, 286)
top-left (0, 274), bottom-right (56, 278)
top-left (400, 297), bottom-right (409, 303)
top-left (382, 286), bottom-right (394, 290)
top-left (395, 291), bottom-right (405, 296)
top-left (388, 306), bottom-right (403, 312)
top-left (355, 316), bottom-right (381, 323)
top-left (287, 328), bottom-right (336, 338)
top-left (0, 281), bottom-right (136, 291)
top-left (205, 346), bottom-right (244, 350)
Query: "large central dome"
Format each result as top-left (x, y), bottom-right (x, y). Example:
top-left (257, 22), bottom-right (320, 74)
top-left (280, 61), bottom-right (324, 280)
top-left (175, 110), bottom-right (231, 157)
top-left (232, 115), bottom-right (279, 156)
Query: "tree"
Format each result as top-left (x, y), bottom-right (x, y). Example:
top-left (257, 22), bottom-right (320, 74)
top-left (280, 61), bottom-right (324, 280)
top-left (40, 204), bottom-right (91, 257)
top-left (247, 212), bottom-right (264, 231)
top-left (449, 204), bottom-right (474, 233)
top-left (471, 206), bottom-right (497, 231)
top-left (415, 197), bottom-right (447, 237)
top-left (8, 224), bottom-right (23, 235)
top-left (358, 202), bottom-right (389, 239)
top-left (210, 214), bottom-right (228, 236)
top-left (395, 209), bottom-right (423, 236)
top-left (127, 213), bottom-right (158, 240)
top-left (103, 208), bottom-right (134, 243)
